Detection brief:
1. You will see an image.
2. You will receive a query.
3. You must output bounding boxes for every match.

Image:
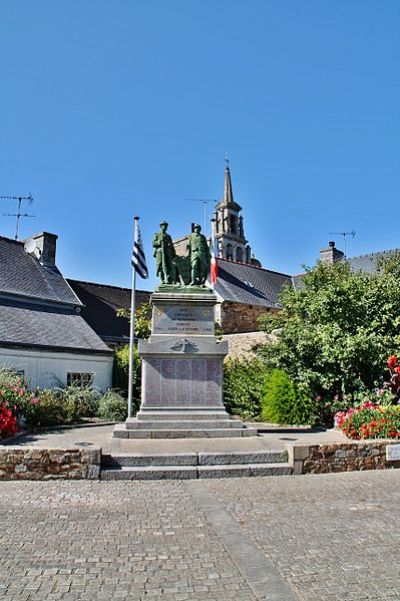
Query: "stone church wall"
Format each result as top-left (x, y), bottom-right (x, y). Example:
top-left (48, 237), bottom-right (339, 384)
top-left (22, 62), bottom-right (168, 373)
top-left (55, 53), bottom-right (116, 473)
top-left (220, 301), bottom-right (278, 334)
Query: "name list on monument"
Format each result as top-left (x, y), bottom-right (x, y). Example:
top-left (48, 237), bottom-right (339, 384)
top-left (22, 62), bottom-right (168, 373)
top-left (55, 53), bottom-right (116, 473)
top-left (153, 304), bottom-right (214, 335)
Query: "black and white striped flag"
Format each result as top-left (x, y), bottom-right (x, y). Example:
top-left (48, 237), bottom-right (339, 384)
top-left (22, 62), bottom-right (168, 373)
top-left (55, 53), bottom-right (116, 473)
top-left (132, 218), bottom-right (148, 279)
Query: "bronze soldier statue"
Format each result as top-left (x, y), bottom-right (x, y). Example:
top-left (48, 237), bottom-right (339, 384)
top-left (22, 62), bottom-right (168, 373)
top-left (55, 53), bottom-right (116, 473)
top-left (186, 224), bottom-right (211, 286)
top-left (152, 221), bottom-right (177, 284)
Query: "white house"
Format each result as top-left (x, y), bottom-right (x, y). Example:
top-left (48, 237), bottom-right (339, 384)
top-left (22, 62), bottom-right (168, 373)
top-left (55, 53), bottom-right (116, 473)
top-left (0, 232), bottom-right (113, 390)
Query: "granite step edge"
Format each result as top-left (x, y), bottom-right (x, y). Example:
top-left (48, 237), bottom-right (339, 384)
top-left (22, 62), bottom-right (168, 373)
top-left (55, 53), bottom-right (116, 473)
top-left (100, 462), bottom-right (293, 480)
top-left (102, 450), bottom-right (287, 468)
top-left (113, 426), bottom-right (258, 439)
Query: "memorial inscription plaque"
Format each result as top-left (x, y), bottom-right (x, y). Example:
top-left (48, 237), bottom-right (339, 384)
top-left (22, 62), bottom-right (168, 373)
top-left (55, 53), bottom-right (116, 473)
top-left (153, 304), bottom-right (214, 335)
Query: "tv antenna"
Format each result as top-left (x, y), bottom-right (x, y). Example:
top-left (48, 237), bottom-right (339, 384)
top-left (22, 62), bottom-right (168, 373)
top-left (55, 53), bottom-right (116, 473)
top-left (186, 198), bottom-right (217, 234)
top-left (1, 193), bottom-right (35, 240)
top-left (329, 229), bottom-right (356, 259)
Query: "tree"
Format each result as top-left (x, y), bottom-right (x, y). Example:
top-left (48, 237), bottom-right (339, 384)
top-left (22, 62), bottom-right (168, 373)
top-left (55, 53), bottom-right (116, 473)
top-left (116, 302), bottom-right (152, 339)
top-left (258, 254), bottom-right (400, 402)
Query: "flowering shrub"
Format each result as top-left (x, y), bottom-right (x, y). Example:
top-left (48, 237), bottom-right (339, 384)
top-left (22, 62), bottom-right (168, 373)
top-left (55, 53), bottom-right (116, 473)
top-left (335, 404), bottom-right (400, 439)
top-left (0, 369), bottom-right (39, 436)
top-left (0, 403), bottom-right (18, 438)
top-left (385, 355), bottom-right (400, 403)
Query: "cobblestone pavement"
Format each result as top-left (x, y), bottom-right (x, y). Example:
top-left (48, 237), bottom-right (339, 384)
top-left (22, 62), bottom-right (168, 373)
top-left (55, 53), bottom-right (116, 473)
top-left (0, 470), bottom-right (399, 600)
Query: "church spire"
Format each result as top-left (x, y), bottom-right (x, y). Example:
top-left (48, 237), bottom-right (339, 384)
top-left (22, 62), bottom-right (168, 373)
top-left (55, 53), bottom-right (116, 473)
top-left (223, 156), bottom-right (234, 205)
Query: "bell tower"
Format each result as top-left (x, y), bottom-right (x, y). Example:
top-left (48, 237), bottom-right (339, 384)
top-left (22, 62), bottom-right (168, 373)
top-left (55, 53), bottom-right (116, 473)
top-left (212, 160), bottom-right (257, 265)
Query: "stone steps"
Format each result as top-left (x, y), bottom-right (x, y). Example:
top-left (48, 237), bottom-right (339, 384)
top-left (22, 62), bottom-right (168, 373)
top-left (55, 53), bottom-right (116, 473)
top-left (113, 423), bottom-right (257, 439)
top-left (100, 463), bottom-right (292, 480)
top-left (101, 450), bottom-right (292, 480)
top-left (126, 420), bottom-right (244, 430)
top-left (103, 449), bottom-right (287, 467)
top-left (136, 411), bottom-right (229, 421)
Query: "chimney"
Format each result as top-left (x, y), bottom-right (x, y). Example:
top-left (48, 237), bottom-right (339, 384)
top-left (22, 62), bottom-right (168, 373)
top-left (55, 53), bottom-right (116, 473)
top-left (319, 240), bottom-right (344, 264)
top-left (32, 232), bottom-right (58, 267)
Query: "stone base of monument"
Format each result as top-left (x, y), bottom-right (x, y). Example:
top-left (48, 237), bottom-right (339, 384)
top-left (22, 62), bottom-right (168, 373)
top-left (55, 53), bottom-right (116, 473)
top-left (113, 290), bottom-right (257, 440)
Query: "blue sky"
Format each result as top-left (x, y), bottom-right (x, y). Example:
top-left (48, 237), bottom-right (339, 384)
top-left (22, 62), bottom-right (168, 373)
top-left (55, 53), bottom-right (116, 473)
top-left (1, 0), bottom-right (399, 290)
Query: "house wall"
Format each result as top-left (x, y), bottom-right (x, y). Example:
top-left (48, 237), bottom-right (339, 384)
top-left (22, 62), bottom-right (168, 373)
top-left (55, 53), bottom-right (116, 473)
top-left (0, 347), bottom-right (113, 390)
top-left (220, 301), bottom-right (278, 334)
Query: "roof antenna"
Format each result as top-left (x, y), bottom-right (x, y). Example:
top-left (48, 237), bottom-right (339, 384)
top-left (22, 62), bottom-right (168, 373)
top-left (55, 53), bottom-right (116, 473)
top-left (329, 229), bottom-right (356, 259)
top-left (1, 193), bottom-right (35, 240)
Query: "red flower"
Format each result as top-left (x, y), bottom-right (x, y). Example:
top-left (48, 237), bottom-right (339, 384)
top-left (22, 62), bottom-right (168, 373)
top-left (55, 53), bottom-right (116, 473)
top-left (395, 366), bottom-right (400, 374)
top-left (387, 355), bottom-right (398, 369)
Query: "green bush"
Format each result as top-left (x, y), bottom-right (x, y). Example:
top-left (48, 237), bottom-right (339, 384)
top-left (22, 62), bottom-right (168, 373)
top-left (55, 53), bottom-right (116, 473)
top-left (61, 384), bottom-right (101, 421)
top-left (261, 369), bottom-right (318, 426)
top-left (27, 388), bottom-right (66, 427)
top-left (258, 255), bottom-right (400, 405)
top-left (98, 390), bottom-right (127, 421)
top-left (113, 345), bottom-right (141, 410)
top-left (223, 359), bottom-right (266, 420)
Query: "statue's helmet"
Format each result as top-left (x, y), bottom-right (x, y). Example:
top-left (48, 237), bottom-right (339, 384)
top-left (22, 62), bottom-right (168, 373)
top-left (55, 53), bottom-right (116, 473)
top-left (193, 223), bottom-right (201, 231)
top-left (160, 220), bottom-right (168, 227)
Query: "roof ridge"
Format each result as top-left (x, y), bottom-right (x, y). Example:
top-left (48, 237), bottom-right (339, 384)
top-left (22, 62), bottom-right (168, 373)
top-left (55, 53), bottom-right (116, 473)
top-left (0, 235), bottom-right (24, 245)
top-left (67, 278), bottom-right (151, 293)
top-left (217, 257), bottom-right (291, 278)
top-left (349, 248), bottom-right (400, 260)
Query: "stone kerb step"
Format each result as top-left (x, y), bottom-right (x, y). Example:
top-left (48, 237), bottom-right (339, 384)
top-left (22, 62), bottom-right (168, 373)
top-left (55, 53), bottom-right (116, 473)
top-left (102, 449), bottom-right (287, 468)
top-left (100, 462), bottom-right (293, 480)
top-left (113, 423), bottom-right (257, 439)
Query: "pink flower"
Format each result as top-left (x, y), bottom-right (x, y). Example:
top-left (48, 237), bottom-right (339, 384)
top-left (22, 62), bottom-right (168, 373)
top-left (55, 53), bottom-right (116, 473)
top-left (31, 397), bottom-right (39, 405)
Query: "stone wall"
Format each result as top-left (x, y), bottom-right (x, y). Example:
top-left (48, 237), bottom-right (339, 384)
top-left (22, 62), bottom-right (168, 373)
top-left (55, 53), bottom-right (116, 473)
top-left (290, 441), bottom-right (400, 475)
top-left (220, 301), bottom-right (277, 334)
top-left (0, 447), bottom-right (101, 480)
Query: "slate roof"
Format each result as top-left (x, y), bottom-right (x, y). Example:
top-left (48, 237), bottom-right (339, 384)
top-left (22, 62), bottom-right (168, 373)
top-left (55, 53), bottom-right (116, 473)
top-left (67, 279), bottom-right (151, 345)
top-left (0, 236), bottom-right (111, 354)
top-left (213, 258), bottom-right (292, 308)
top-left (0, 237), bottom-right (80, 306)
top-left (347, 249), bottom-right (400, 273)
top-left (0, 300), bottom-right (111, 353)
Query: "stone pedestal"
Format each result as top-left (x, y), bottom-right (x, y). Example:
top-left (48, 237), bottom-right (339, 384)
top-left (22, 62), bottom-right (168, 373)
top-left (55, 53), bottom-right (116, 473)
top-left (114, 290), bottom-right (256, 439)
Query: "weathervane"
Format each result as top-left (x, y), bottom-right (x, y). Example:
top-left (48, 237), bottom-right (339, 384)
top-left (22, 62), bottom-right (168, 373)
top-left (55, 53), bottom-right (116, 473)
top-left (1, 193), bottom-right (35, 240)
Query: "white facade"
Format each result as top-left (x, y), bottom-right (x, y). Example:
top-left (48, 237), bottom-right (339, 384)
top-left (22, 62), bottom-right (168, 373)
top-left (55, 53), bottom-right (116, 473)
top-left (0, 347), bottom-right (113, 391)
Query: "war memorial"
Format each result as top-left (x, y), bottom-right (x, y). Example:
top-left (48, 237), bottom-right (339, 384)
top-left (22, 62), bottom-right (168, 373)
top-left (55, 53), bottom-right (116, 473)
top-left (114, 221), bottom-right (257, 439)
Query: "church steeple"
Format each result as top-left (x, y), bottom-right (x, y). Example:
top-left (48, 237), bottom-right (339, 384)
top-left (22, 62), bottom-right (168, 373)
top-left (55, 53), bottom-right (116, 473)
top-left (223, 159), bottom-right (234, 205)
top-left (212, 160), bottom-right (260, 266)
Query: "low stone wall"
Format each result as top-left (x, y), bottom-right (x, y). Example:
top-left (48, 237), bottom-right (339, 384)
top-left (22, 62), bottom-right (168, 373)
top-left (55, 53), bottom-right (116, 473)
top-left (290, 441), bottom-right (400, 475)
top-left (0, 447), bottom-right (101, 480)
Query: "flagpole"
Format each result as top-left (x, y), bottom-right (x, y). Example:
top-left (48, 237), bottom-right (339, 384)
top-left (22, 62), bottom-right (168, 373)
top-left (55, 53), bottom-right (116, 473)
top-left (127, 217), bottom-right (138, 419)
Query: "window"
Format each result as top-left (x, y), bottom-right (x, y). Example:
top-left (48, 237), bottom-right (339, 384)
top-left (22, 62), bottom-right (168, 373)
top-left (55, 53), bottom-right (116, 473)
top-left (236, 247), bottom-right (243, 262)
top-left (67, 372), bottom-right (94, 387)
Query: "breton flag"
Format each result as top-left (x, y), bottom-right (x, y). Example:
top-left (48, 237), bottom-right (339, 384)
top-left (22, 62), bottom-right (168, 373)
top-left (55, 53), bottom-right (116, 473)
top-left (132, 218), bottom-right (149, 279)
top-left (210, 235), bottom-right (218, 285)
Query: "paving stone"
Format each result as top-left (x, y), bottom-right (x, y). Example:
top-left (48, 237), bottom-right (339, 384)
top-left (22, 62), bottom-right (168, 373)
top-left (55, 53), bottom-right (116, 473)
top-left (0, 471), bottom-right (399, 600)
